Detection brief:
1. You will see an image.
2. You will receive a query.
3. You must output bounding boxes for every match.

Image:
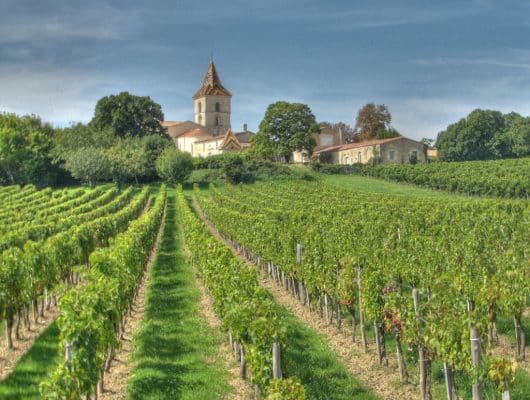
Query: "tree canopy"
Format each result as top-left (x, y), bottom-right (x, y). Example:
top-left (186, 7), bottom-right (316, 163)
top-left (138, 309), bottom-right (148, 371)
top-left (436, 109), bottom-right (530, 161)
top-left (353, 103), bottom-right (395, 141)
top-left (90, 92), bottom-right (166, 138)
top-left (0, 113), bottom-right (64, 186)
top-left (155, 147), bottom-right (193, 184)
top-left (252, 101), bottom-right (320, 162)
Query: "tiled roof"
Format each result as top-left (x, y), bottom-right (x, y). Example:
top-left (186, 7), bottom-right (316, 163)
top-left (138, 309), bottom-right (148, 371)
top-left (193, 61), bottom-right (232, 99)
top-left (178, 128), bottom-right (212, 138)
top-left (234, 131), bottom-right (255, 143)
top-left (195, 136), bottom-right (223, 144)
top-left (315, 136), bottom-right (404, 154)
top-left (164, 121), bottom-right (204, 138)
top-left (161, 121), bottom-right (183, 127)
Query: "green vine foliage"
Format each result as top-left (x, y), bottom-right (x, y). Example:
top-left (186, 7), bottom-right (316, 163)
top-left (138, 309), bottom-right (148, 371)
top-left (40, 185), bottom-right (166, 398)
top-left (0, 186), bottom-right (150, 351)
top-left (266, 377), bottom-right (307, 400)
top-left (196, 180), bottom-right (528, 392)
top-left (175, 187), bottom-right (300, 394)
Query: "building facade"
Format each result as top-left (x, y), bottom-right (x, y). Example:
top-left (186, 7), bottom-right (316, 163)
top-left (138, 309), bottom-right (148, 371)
top-left (292, 124), bottom-right (343, 163)
top-left (314, 136), bottom-right (426, 164)
top-left (162, 61), bottom-right (253, 157)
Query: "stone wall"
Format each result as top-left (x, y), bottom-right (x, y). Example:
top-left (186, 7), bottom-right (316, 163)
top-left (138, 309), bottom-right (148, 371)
top-left (194, 95), bottom-right (231, 136)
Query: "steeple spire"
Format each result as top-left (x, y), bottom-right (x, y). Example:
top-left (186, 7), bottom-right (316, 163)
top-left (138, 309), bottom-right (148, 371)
top-left (193, 61), bottom-right (232, 99)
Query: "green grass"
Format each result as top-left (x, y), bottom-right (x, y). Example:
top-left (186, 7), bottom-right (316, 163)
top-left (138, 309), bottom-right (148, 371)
top-left (497, 314), bottom-right (530, 346)
top-left (0, 322), bottom-right (60, 399)
top-left (312, 171), bottom-right (468, 198)
top-left (127, 190), bottom-right (233, 399)
top-left (280, 309), bottom-right (380, 400)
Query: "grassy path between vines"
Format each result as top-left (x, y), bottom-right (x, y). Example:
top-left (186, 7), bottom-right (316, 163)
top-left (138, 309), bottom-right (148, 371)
top-left (313, 171), bottom-right (469, 198)
top-left (0, 322), bottom-right (59, 399)
top-left (127, 190), bottom-right (234, 399)
top-left (189, 194), bottom-right (381, 400)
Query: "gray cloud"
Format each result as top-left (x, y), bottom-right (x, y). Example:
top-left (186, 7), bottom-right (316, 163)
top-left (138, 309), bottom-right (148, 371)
top-left (0, 1), bottom-right (142, 43)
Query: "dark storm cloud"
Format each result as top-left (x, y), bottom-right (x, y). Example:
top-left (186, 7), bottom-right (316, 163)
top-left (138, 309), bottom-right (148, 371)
top-left (0, 0), bottom-right (529, 138)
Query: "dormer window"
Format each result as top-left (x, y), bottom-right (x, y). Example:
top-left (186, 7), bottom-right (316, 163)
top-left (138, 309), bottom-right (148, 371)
top-left (215, 102), bottom-right (220, 112)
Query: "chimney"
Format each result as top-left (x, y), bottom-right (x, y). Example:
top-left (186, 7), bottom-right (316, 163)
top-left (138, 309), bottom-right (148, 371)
top-left (243, 123), bottom-right (248, 132)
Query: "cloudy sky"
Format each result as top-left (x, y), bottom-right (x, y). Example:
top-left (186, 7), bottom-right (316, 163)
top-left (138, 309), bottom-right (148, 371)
top-left (1, 0), bottom-right (529, 140)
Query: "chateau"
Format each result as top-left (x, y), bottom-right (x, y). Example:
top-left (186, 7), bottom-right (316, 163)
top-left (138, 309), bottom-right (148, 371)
top-left (162, 61), bottom-right (254, 157)
top-left (164, 61), bottom-right (425, 164)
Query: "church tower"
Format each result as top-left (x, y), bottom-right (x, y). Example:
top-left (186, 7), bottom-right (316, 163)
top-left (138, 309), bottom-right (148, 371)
top-left (193, 61), bottom-right (232, 136)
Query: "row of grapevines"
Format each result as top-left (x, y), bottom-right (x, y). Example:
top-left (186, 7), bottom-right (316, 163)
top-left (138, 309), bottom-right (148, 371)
top-left (0, 186), bottom-right (133, 251)
top-left (351, 157), bottom-right (530, 198)
top-left (0, 185), bottom-right (20, 198)
top-left (40, 185), bottom-right (166, 399)
top-left (198, 181), bottom-right (528, 398)
top-left (0, 187), bottom-right (89, 228)
top-left (0, 184), bottom-right (36, 204)
top-left (0, 187), bottom-right (54, 215)
top-left (176, 188), bottom-right (306, 398)
top-left (0, 187), bottom-right (150, 349)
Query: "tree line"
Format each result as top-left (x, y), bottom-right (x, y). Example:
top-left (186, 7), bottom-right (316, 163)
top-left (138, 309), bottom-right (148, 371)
top-left (0, 92), bottom-right (193, 187)
top-left (1, 91), bottom-right (529, 188)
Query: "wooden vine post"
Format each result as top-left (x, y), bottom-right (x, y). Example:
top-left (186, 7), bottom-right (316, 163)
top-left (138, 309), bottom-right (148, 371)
top-left (296, 243), bottom-right (305, 304)
top-left (272, 342), bottom-right (282, 379)
top-left (356, 266), bottom-right (368, 352)
top-left (443, 361), bottom-right (457, 400)
top-left (514, 315), bottom-right (526, 361)
top-left (467, 300), bottom-right (483, 400)
top-left (240, 344), bottom-right (247, 379)
top-left (413, 288), bottom-right (432, 400)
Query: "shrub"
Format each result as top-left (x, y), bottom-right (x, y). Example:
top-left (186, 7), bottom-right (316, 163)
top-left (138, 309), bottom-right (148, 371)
top-left (222, 153), bottom-right (246, 184)
top-left (155, 147), bottom-right (193, 184)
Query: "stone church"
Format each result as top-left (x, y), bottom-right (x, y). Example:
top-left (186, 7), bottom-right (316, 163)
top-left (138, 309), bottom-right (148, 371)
top-left (162, 61), bottom-right (254, 157)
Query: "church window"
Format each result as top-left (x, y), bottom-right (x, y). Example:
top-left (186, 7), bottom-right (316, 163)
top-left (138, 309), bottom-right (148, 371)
top-left (215, 102), bottom-right (220, 112)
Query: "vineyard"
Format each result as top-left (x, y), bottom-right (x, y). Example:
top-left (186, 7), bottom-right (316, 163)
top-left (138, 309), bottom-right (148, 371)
top-left (0, 177), bottom-right (528, 399)
top-left (319, 157), bottom-right (530, 198)
top-left (195, 180), bottom-right (530, 399)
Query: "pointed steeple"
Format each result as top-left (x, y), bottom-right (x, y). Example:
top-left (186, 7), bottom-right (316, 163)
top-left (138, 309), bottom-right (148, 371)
top-left (193, 61), bottom-right (232, 99)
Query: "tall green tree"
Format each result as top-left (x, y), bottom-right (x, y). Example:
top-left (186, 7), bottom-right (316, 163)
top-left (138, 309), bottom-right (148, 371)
top-left (90, 92), bottom-right (166, 138)
top-left (435, 109), bottom-right (529, 161)
top-left (253, 101), bottom-right (320, 162)
top-left (0, 113), bottom-right (62, 186)
top-left (62, 146), bottom-right (110, 186)
top-left (503, 112), bottom-right (530, 158)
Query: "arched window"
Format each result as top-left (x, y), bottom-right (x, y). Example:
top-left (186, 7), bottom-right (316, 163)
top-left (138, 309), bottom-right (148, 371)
top-left (215, 102), bottom-right (220, 112)
top-left (198, 115), bottom-right (202, 124)
top-left (198, 102), bottom-right (202, 113)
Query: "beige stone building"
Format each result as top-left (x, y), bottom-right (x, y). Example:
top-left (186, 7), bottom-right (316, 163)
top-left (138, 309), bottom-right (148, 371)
top-left (292, 124), bottom-right (343, 163)
top-left (314, 136), bottom-right (426, 164)
top-left (162, 61), bottom-right (254, 157)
